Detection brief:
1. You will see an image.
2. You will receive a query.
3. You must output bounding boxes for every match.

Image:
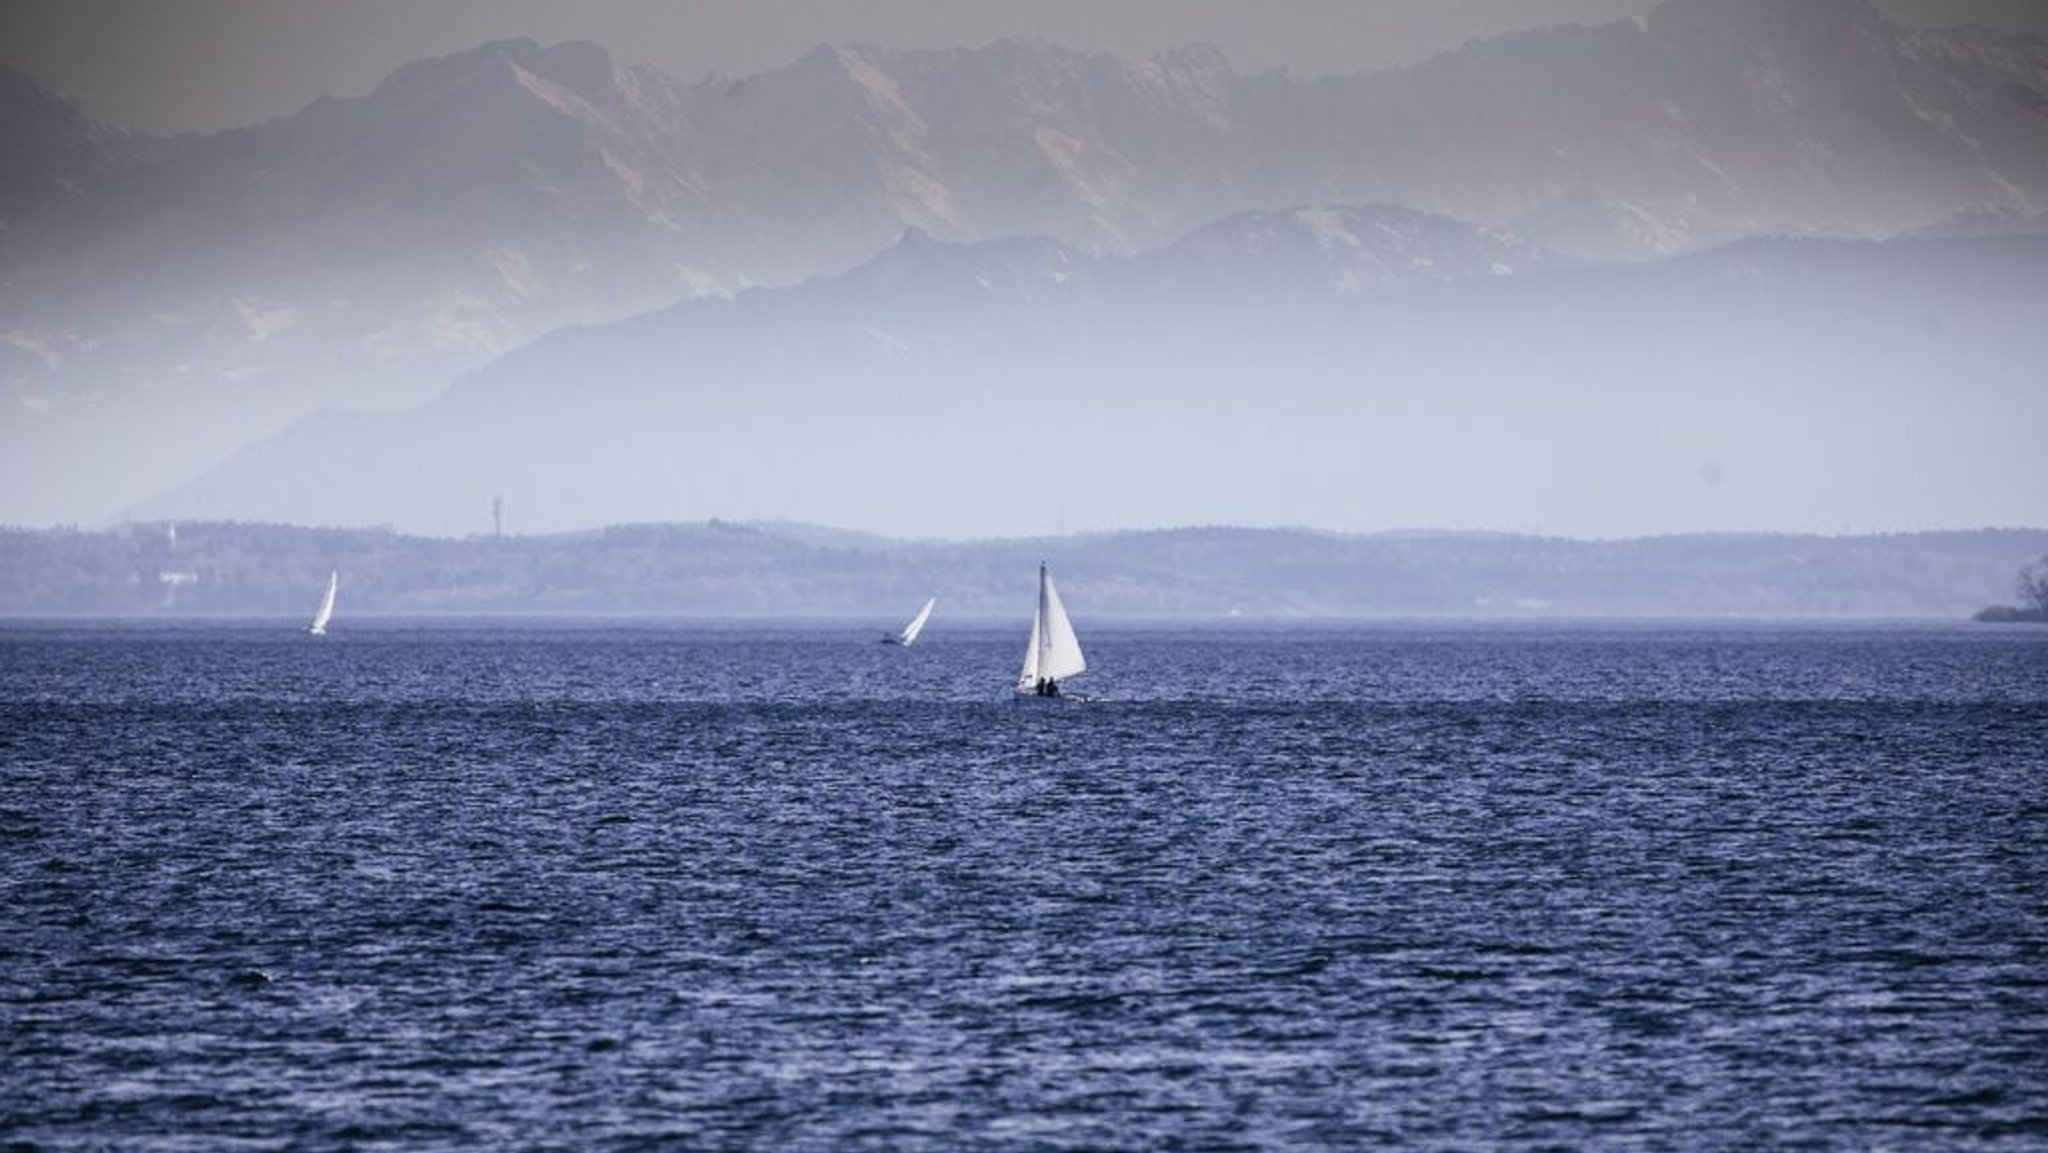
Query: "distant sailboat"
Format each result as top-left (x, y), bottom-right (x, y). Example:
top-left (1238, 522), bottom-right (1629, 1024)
top-left (308, 571), bottom-right (337, 636)
top-left (883, 596), bottom-right (936, 646)
top-left (1018, 563), bottom-right (1085, 697)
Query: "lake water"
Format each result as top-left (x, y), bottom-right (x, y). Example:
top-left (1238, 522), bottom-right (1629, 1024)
top-left (3, 621), bottom-right (2045, 1150)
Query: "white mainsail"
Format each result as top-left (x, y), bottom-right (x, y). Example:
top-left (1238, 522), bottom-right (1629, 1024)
top-left (1017, 563), bottom-right (1085, 692)
top-left (896, 597), bottom-right (937, 646)
top-left (309, 571), bottom-right (337, 636)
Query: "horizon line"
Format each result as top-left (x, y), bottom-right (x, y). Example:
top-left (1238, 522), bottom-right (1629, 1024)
top-left (13, 517), bottom-right (2046, 548)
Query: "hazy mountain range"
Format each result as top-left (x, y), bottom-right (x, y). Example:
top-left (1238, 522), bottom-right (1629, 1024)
top-left (129, 213), bottom-right (2048, 539)
top-left (3, 0), bottom-right (2046, 531)
top-left (6, 520), bottom-right (2043, 619)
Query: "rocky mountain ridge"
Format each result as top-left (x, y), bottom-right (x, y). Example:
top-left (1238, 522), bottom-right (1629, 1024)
top-left (3, 0), bottom-right (2044, 526)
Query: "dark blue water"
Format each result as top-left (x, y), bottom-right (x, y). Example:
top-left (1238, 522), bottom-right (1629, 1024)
top-left (4, 621), bottom-right (2045, 1151)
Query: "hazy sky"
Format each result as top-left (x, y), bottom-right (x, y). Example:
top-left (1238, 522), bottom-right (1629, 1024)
top-left (6, 0), bottom-right (2047, 135)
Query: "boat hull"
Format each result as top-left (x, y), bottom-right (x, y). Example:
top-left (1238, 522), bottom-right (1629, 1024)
top-left (1013, 689), bottom-right (1087, 704)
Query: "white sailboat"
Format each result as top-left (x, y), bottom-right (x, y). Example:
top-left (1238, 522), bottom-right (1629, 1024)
top-left (308, 571), bottom-right (337, 636)
top-left (1017, 563), bottom-right (1086, 697)
top-left (883, 596), bottom-right (937, 646)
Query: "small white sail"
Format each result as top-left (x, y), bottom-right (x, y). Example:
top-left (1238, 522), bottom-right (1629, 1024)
top-left (308, 571), bottom-right (337, 636)
top-left (895, 596), bottom-right (936, 646)
top-left (1019, 605), bottom-right (1042, 686)
top-left (1017, 564), bottom-right (1085, 693)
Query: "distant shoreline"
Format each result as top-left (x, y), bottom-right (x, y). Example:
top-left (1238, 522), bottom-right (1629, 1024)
top-left (0, 614), bottom-right (2030, 630)
top-left (4, 521), bottom-right (2043, 620)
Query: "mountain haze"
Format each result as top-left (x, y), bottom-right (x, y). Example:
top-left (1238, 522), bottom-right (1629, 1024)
top-left (3, 0), bottom-right (2045, 529)
top-left (134, 216), bottom-right (2048, 539)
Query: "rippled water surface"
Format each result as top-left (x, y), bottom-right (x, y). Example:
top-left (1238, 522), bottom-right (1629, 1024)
top-left (4, 621), bottom-right (2046, 1150)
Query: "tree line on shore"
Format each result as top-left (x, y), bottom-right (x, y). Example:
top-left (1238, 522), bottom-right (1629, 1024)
top-left (5, 520), bottom-right (2046, 620)
top-left (1974, 557), bottom-right (2048, 622)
